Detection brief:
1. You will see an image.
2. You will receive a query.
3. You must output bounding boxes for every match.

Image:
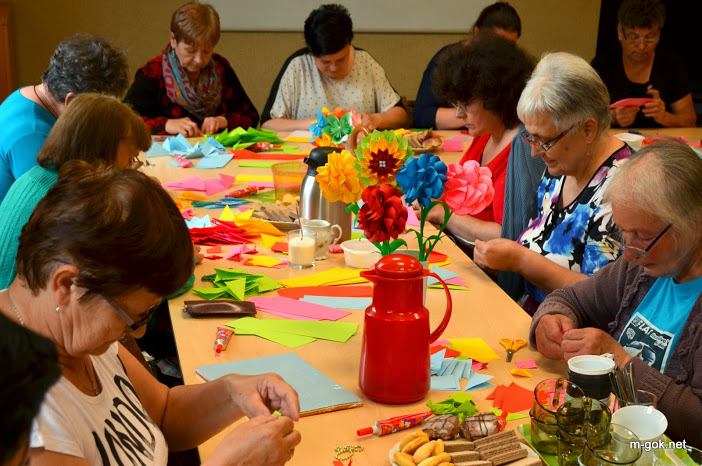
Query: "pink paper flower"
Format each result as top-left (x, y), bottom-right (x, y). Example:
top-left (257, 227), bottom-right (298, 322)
top-left (444, 160), bottom-right (494, 216)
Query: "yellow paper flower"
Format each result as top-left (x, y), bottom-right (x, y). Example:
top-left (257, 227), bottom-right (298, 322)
top-left (356, 130), bottom-right (410, 186)
top-left (312, 133), bottom-right (344, 148)
top-left (315, 150), bottom-right (364, 204)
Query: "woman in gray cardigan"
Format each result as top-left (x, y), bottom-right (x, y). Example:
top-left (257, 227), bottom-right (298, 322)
top-left (530, 140), bottom-right (702, 447)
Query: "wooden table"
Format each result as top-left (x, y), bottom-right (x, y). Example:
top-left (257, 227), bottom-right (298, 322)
top-left (607, 127), bottom-right (702, 144)
top-left (144, 131), bottom-right (567, 465)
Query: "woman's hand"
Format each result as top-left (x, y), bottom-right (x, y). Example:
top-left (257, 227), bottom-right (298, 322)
top-left (228, 373), bottom-right (301, 422)
top-left (201, 116), bottom-right (228, 135)
top-left (643, 87), bottom-right (667, 125)
top-left (194, 244), bottom-right (205, 264)
top-left (352, 112), bottom-right (380, 131)
top-left (534, 314), bottom-right (574, 360)
top-left (206, 414), bottom-right (301, 466)
top-left (561, 328), bottom-right (632, 366)
top-left (166, 117), bottom-right (203, 137)
top-left (612, 106), bottom-right (639, 128)
top-left (473, 238), bottom-right (524, 273)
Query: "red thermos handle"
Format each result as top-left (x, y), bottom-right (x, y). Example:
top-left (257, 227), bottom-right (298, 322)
top-left (424, 271), bottom-right (452, 343)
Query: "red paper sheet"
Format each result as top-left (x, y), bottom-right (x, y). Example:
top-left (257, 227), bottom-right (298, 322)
top-left (428, 251), bottom-right (448, 263)
top-left (277, 285), bottom-right (373, 300)
top-left (271, 242), bottom-right (289, 253)
top-left (501, 382), bottom-right (535, 413)
top-left (231, 149), bottom-right (308, 160)
top-left (429, 345), bottom-right (461, 358)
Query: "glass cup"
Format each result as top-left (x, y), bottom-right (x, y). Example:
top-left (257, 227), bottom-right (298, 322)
top-left (557, 397), bottom-right (612, 466)
top-left (654, 446), bottom-right (702, 465)
top-left (532, 378), bottom-right (585, 455)
top-left (579, 422), bottom-right (642, 466)
top-left (301, 218), bottom-right (342, 260)
top-left (611, 405), bottom-right (668, 466)
top-left (614, 389), bottom-right (657, 411)
top-left (287, 230), bottom-right (316, 269)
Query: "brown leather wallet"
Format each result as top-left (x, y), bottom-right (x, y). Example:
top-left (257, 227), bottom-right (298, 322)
top-left (183, 300), bottom-right (257, 317)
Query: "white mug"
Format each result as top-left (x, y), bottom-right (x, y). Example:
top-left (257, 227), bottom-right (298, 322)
top-left (301, 218), bottom-right (343, 260)
top-left (612, 405), bottom-right (668, 466)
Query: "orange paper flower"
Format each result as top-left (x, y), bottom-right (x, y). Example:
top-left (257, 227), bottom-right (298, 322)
top-left (312, 133), bottom-right (344, 149)
top-left (355, 130), bottom-right (410, 186)
top-left (315, 150), bottom-right (364, 204)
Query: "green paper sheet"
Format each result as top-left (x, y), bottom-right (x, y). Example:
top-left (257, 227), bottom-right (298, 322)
top-left (488, 407), bottom-right (529, 421)
top-left (256, 275), bottom-right (283, 293)
top-left (224, 279), bottom-right (246, 300)
top-left (232, 326), bottom-right (315, 348)
top-left (192, 287), bottom-right (228, 300)
top-left (238, 161), bottom-right (278, 168)
top-left (227, 317), bottom-right (357, 343)
top-left (428, 284), bottom-right (471, 291)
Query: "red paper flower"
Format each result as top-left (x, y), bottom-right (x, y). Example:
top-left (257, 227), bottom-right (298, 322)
top-left (356, 185), bottom-right (408, 243)
top-left (444, 160), bottom-right (494, 216)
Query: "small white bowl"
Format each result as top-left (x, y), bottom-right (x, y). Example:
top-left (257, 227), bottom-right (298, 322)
top-left (614, 132), bottom-right (645, 150)
top-left (340, 238), bottom-right (381, 269)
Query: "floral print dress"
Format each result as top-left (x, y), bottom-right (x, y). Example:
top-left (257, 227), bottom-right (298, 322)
top-left (518, 145), bottom-right (631, 304)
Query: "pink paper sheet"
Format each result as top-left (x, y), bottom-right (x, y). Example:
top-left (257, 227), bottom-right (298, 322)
top-left (406, 206), bottom-right (420, 227)
top-left (162, 173), bottom-right (235, 196)
top-left (442, 139), bottom-right (464, 152)
top-left (247, 296), bottom-right (351, 321)
top-left (610, 98), bottom-right (655, 108)
top-left (515, 359), bottom-right (538, 369)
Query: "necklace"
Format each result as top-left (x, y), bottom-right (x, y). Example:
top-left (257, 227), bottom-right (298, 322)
top-left (7, 289), bottom-right (24, 326)
top-left (34, 84), bottom-right (58, 118)
top-left (60, 358), bottom-right (99, 395)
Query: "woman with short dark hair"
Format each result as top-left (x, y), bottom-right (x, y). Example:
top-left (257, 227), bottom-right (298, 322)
top-left (124, 1), bottom-right (259, 136)
top-left (0, 33), bottom-right (128, 202)
top-left (591, 0), bottom-right (695, 128)
top-left (261, 3), bottom-right (407, 132)
top-left (5, 164), bottom-right (301, 465)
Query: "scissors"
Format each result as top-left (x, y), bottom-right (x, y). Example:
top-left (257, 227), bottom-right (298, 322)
top-left (500, 338), bottom-right (527, 362)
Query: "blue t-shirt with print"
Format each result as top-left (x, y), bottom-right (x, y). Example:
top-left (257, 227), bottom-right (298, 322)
top-left (618, 275), bottom-right (702, 372)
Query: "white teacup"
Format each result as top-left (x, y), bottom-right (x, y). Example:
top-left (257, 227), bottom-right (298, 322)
top-left (301, 218), bottom-right (342, 260)
top-left (612, 405), bottom-right (668, 466)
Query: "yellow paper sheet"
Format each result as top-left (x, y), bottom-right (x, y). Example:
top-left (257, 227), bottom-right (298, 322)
top-left (246, 256), bottom-right (286, 267)
top-left (448, 338), bottom-right (501, 362)
top-left (430, 259), bottom-right (452, 268)
top-left (235, 174), bottom-right (274, 183)
top-left (232, 209), bottom-right (254, 221)
top-left (277, 267), bottom-right (363, 288)
top-left (177, 191), bottom-right (209, 201)
top-left (510, 368), bottom-right (533, 378)
top-left (237, 218), bottom-right (285, 236)
top-left (284, 137), bottom-right (310, 143)
top-left (219, 205), bottom-right (235, 221)
top-left (258, 233), bottom-right (284, 249)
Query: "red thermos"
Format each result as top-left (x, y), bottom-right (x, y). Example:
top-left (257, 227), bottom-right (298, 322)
top-left (359, 254), bottom-right (452, 404)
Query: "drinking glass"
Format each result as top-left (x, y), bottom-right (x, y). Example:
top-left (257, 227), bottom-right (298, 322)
top-left (579, 422), bottom-right (642, 466)
top-left (557, 397), bottom-right (612, 466)
top-left (532, 378), bottom-right (585, 455)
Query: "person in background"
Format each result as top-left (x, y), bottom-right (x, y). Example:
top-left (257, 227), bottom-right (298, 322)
top-left (413, 2), bottom-right (521, 129)
top-left (261, 4), bottom-right (406, 132)
top-left (0, 94), bottom-right (151, 289)
top-left (0, 314), bottom-right (61, 466)
top-left (0, 34), bottom-right (128, 203)
top-left (474, 53), bottom-right (632, 315)
top-left (591, 0), bottom-right (695, 128)
top-left (418, 35), bottom-right (533, 247)
top-left (5, 163), bottom-right (301, 465)
top-left (124, 1), bottom-right (259, 136)
top-left (530, 140), bottom-right (702, 447)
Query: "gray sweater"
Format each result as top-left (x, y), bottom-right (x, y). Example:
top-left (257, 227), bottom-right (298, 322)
top-left (530, 257), bottom-right (702, 447)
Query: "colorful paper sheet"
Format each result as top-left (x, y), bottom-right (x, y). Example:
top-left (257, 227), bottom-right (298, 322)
top-left (427, 265), bottom-right (459, 285)
top-left (195, 268), bottom-right (282, 299)
top-left (449, 338), bottom-right (501, 362)
top-left (300, 296), bottom-right (371, 310)
top-left (162, 173), bottom-right (235, 196)
top-left (225, 317), bottom-right (356, 347)
top-left (196, 154), bottom-right (233, 169)
top-left (284, 130), bottom-right (313, 142)
top-left (488, 408), bottom-right (528, 421)
top-left (488, 383), bottom-right (534, 413)
top-left (243, 256), bottom-right (288, 268)
top-left (515, 359), bottom-right (538, 369)
top-left (442, 139), bottom-right (464, 152)
top-left (464, 373), bottom-right (495, 391)
top-left (277, 267), bottom-right (363, 288)
top-left (610, 97), bottom-right (655, 108)
top-left (510, 368), bottom-right (533, 378)
top-left (277, 285), bottom-right (372, 299)
top-left (248, 296), bottom-right (351, 321)
top-left (238, 161), bottom-right (278, 168)
top-left (235, 174), bottom-right (274, 183)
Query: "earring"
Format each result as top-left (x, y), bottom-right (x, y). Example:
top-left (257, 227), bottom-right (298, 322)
top-left (56, 305), bottom-right (60, 312)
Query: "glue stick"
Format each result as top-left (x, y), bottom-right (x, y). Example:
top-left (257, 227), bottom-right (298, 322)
top-left (214, 327), bottom-right (234, 353)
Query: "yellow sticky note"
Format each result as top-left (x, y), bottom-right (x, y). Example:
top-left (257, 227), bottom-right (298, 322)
top-left (220, 205), bottom-right (235, 221)
top-left (448, 338), bottom-right (501, 363)
top-left (246, 256), bottom-right (286, 267)
top-left (510, 368), bottom-right (533, 378)
top-left (258, 233), bottom-right (284, 249)
top-left (235, 174), bottom-right (274, 183)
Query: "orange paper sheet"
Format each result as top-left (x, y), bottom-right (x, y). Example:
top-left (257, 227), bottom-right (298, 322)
top-left (277, 285), bottom-right (373, 300)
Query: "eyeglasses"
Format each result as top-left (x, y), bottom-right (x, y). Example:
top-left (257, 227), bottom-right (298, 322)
top-left (452, 102), bottom-right (470, 114)
top-left (521, 124), bottom-right (576, 153)
top-left (622, 34), bottom-right (660, 45)
top-left (605, 224), bottom-right (672, 258)
top-left (104, 296), bottom-right (160, 334)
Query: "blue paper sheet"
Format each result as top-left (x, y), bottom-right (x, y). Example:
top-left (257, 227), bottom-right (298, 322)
top-left (464, 373), bottom-right (495, 391)
top-left (185, 215), bottom-right (212, 229)
top-left (430, 349), bottom-right (446, 374)
top-left (195, 353), bottom-right (362, 415)
top-left (196, 154), bottom-right (234, 169)
top-left (146, 141), bottom-right (171, 158)
top-left (427, 266), bottom-right (459, 285)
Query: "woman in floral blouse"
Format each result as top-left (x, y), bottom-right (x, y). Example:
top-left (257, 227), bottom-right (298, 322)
top-left (474, 52), bottom-right (632, 315)
top-left (124, 2), bottom-right (258, 136)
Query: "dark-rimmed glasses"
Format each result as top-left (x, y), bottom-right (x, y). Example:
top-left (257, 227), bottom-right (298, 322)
top-left (605, 224), bottom-right (672, 258)
top-left (104, 296), bottom-right (159, 334)
top-left (521, 124), bottom-right (575, 153)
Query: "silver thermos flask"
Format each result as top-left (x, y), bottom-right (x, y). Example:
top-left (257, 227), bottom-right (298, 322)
top-left (299, 147), bottom-right (353, 242)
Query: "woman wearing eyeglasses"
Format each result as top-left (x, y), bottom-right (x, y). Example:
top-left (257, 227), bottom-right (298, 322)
top-left (529, 140), bottom-right (702, 447)
top-left (591, 0), bottom-right (695, 128)
top-left (0, 163), bottom-right (301, 465)
top-left (417, 34), bottom-right (534, 245)
top-left (474, 52), bottom-right (632, 315)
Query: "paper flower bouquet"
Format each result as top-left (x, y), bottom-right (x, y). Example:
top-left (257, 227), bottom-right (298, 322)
top-left (309, 107), bottom-right (354, 148)
top-left (315, 129), bottom-right (494, 259)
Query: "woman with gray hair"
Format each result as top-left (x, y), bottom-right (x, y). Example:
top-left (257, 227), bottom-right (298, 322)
top-left (0, 33), bottom-right (128, 202)
top-left (474, 52), bottom-right (632, 314)
top-left (530, 140), bottom-right (702, 446)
